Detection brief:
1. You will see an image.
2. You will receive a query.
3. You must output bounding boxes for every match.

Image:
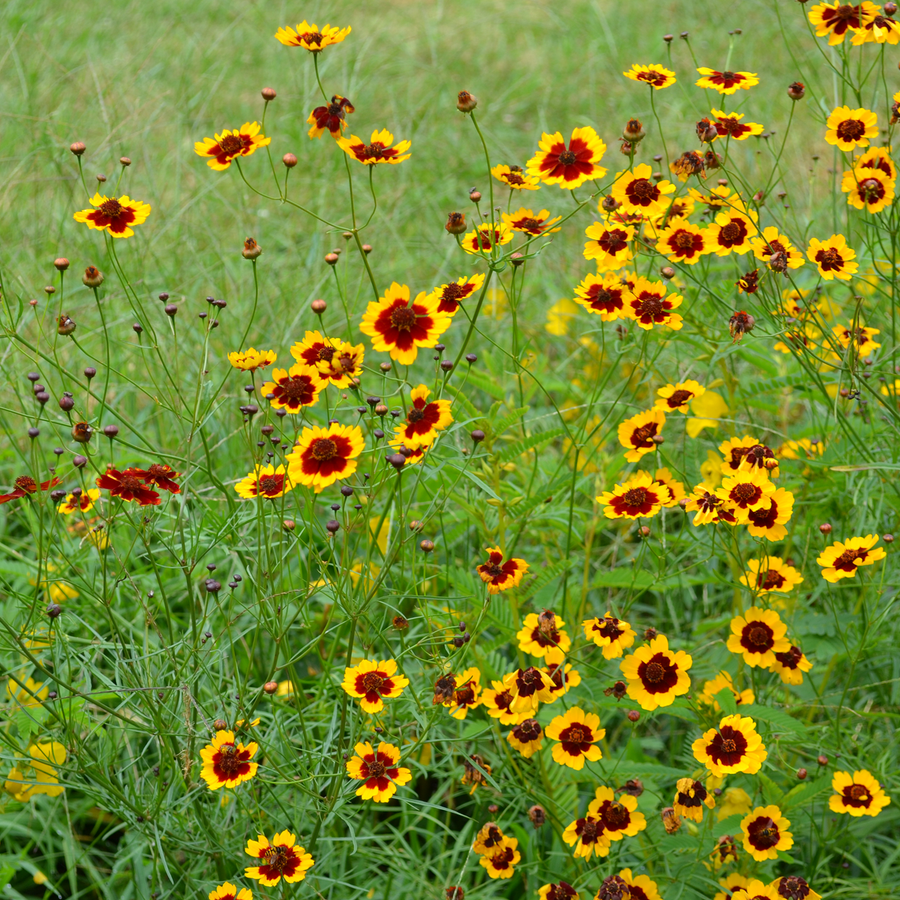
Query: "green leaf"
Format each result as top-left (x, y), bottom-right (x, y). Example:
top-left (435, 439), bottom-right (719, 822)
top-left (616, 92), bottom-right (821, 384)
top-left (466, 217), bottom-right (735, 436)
top-left (715, 688), bottom-right (738, 717)
top-left (740, 704), bottom-right (807, 735)
top-left (491, 406), bottom-right (529, 437)
top-left (463, 369), bottom-right (507, 401)
top-left (496, 428), bottom-right (566, 464)
top-left (781, 775), bottom-right (832, 809)
top-left (758, 771), bottom-right (781, 804)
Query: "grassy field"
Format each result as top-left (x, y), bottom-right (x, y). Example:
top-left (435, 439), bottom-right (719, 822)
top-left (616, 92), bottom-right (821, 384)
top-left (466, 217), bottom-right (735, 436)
top-left (1, 1), bottom-right (898, 899)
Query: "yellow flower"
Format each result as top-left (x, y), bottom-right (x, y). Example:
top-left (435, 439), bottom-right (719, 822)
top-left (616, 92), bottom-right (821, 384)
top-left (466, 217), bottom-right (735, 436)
top-left (623, 63), bottom-right (676, 89)
top-left (619, 634), bottom-right (692, 710)
top-left (829, 769), bottom-right (891, 816)
top-left (824, 106), bottom-right (878, 151)
top-left (275, 21), bottom-right (350, 51)
top-left (200, 730), bottom-right (259, 790)
top-left (692, 715), bottom-right (767, 776)
top-left (4, 742), bottom-right (67, 801)
top-left (695, 67), bottom-right (759, 94)
top-left (717, 786), bottom-right (754, 820)
top-left (5, 676), bottom-right (48, 709)
top-left (545, 707), bottom-right (604, 769)
top-left (228, 348), bottom-right (277, 371)
top-left (244, 831), bottom-right (314, 886)
top-left (806, 234), bottom-right (858, 281)
top-left (817, 534), bottom-right (886, 582)
top-left (740, 557), bottom-right (804, 594)
top-left (740, 805), bottom-right (793, 861)
top-left (726, 606), bottom-right (790, 667)
top-left (194, 123), bottom-right (271, 170)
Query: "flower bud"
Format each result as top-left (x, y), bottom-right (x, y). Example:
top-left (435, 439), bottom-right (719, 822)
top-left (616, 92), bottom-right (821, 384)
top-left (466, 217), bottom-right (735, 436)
top-left (510, 252), bottom-right (525, 267)
top-left (696, 118), bottom-right (718, 143)
top-left (325, 519), bottom-right (340, 534)
top-left (819, 523), bottom-right (832, 534)
top-left (325, 252), bottom-right (339, 266)
top-left (886, 1), bottom-right (898, 12)
top-left (392, 615), bottom-right (409, 630)
top-left (213, 719), bottom-right (228, 731)
top-left (797, 768), bottom-right (808, 779)
top-left (457, 91), bottom-right (478, 113)
top-left (469, 189), bottom-right (482, 203)
top-left (73, 454), bottom-right (87, 468)
top-left (728, 310), bottom-right (755, 343)
top-left (54, 258), bottom-right (70, 271)
top-left (787, 81), bottom-right (805, 100)
top-left (361, 243), bottom-right (373, 254)
top-left (69, 141), bottom-right (86, 156)
top-left (263, 681), bottom-right (278, 694)
top-left (47, 603), bottom-right (62, 619)
top-left (660, 266), bottom-right (676, 280)
top-left (527, 805), bottom-right (546, 828)
top-left (261, 87), bottom-right (277, 101)
top-left (71, 422), bottom-right (93, 443)
top-left (82, 266), bottom-right (104, 288)
top-left (242, 237), bottom-right (262, 260)
top-left (283, 153), bottom-right (298, 168)
top-left (120, 156), bottom-right (131, 167)
top-left (59, 396), bottom-right (75, 412)
top-left (445, 211), bottom-right (467, 234)
top-left (471, 429), bottom-right (485, 444)
top-left (627, 709), bottom-right (640, 722)
top-left (601, 194), bottom-right (620, 212)
top-left (102, 425), bottom-right (119, 438)
top-left (57, 314), bottom-right (76, 336)
top-left (283, 519), bottom-right (295, 532)
top-left (817, 754), bottom-right (828, 766)
top-left (96, 174), bottom-right (106, 183)
top-left (884, 533), bottom-right (894, 543)
top-left (623, 118), bottom-right (646, 142)
top-left (420, 539), bottom-right (435, 553)
top-left (446, 889), bottom-right (464, 900)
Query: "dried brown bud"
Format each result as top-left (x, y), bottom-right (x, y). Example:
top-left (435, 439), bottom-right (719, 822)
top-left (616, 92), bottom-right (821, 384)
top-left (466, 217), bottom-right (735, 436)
top-left (392, 615), bottom-right (409, 630)
top-left (261, 87), bottom-right (277, 101)
top-left (82, 266), bottom-right (104, 288)
top-left (469, 189), bottom-right (482, 203)
top-left (420, 539), bottom-right (435, 553)
top-left (432, 674), bottom-right (456, 705)
top-left (797, 768), bottom-right (808, 780)
top-left (54, 258), bottom-right (70, 271)
top-left (604, 680), bottom-right (628, 700)
top-left (817, 754), bottom-right (829, 766)
top-left (623, 118), bottom-right (646, 142)
top-left (70, 141), bottom-right (86, 156)
top-left (620, 778), bottom-right (644, 797)
top-left (627, 709), bottom-right (640, 722)
top-left (537, 609), bottom-right (557, 637)
top-left (661, 807), bottom-right (682, 834)
top-left (361, 243), bottom-right (373, 254)
top-left (445, 211), bottom-right (467, 234)
top-left (242, 237), bottom-right (262, 260)
top-left (457, 91), bottom-right (478, 113)
top-left (696, 118), bottom-right (718, 143)
top-left (283, 153), bottom-right (298, 168)
top-left (643, 627), bottom-right (658, 641)
top-left (883, 533), bottom-right (894, 543)
top-left (787, 81), bottom-right (806, 101)
top-left (527, 804), bottom-right (546, 828)
top-left (263, 681), bottom-right (278, 694)
top-left (601, 194), bottom-right (620, 212)
top-left (728, 310), bottom-right (755, 343)
top-left (886, 1), bottom-right (898, 13)
top-left (57, 314), bottom-right (76, 336)
top-left (445, 888), bottom-right (464, 900)
top-left (71, 421), bottom-right (93, 443)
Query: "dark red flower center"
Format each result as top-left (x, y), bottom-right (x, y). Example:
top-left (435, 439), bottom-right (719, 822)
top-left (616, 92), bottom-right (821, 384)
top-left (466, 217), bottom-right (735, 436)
top-left (367, 760), bottom-right (386, 779)
top-left (564, 725), bottom-right (587, 744)
top-left (631, 422), bottom-right (659, 446)
top-left (558, 150), bottom-right (577, 166)
top-left (390, 306), bottom-right (417, 330)
top-left (317, 345), bottom-right (336, 362)
top-left (732, 482), bottom-right (761, 504)
top-left (217, 744), bottom-right (243, 776)
top-left (280, 377), bottom-right (314, 404)
top-left (860, 178), bottom-right (884, 201)
top-left (761, 569), bottom-right (787, 590)
top-left (259, 476), bottom-right (279, 494)
top-left (443, 283), bottom-right (467, 301)
top-left (673, 229), bottom-right (699, 251)
top-left (623, 487), bottom-right (649, 509)
top-left (629, 179), bottom-right (657, 202)
top-left (778, 876), bottom-right (812, 900)
top-left (834, 548), bottom-right (865, 571)
top-left (301, 30), bottom-right (323, 45)
top-left (638, 652), bottom-right (678, 693)
top-left (261, 845), bottom-right (294, 875)
top-left (361, 672), bottom-right (386, 693)
top-left (836, 119), bottom-right (865, 142)
top-left (311, 438), bottom-right (338, 461)
top-left (14, 476), bottom-right (37, 493)
top-left (408, 408), bottom-right (425, 423)
top-left (597, 618), bottom-right (623, 639)
top-left (579, 818), bottom-right (601, 842)
top-left (597, 875), bottom-right (630, 900)
top-left (505, 173), bottom-right (526, 185)
top-left (120, 475), bottom-right (143, 492)
top-left (514, 718), bottom-right (541, 741)
top-left (636, 296), bottom-right (664, 318)
top-left (667, 389), bottom-right (693, 407)
top-left (816, 247), bottom-right (844, 270)
top-left (775, 645), bottom-right (803, 669)
top-left (100, 198), bottom-right (123, 218)
top-left (708, 725), bottom-right (748, 765)
top-left (220, 134), bottom-right (245, 155)
top-left (747, 815), bottom-right (780, 850)
top-left (645, 662), bottom-right (665, 682)
top-left (745, 622), bottom-right (774, 649)
top-left (721, 221), bottom-right (745, 244)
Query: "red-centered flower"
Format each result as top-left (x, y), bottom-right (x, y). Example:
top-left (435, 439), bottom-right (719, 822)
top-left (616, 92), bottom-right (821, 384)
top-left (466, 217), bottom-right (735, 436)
top-left (623, 277), bottom-right (683, 330)
top-left (740, 805), bottom-right (793, 861)
top-left (623, 63), bottom-right (677, 89)
top-left (260, 363), bottom-right (324, 413)
top-left (526, 127), bottom-right (607, 189)
top-left (655, 219), bottom-right (711, 264)
top-left (133, 463), bottom-right (181, 494)
top-left (545, 706), bottom-right (604, 769)
top-left (194, 122), bottom-right (271, 171)
top-left (337, 128), bottom-right (411, 165)
top-left (695, 67), bottom-right (759, 94)
top-left (0, 476), bottom-right (61, 505)
top-left (275, 20), bottom-right (351, 51)
top-left (73, 193), bottom-right (151, 239)
top-left (235, 464), bottom-right (293, 500)
top-left (360, 282), bottom-right (451, 365)
top-left (393, 384), bottom-right (453, 449)
top-left (617, 408), bottom-right (666, 462)
top-left (286, 423), bottom-right (364, 493)
top-left (345, 741), bottom-right (411, 802)
top-left (426, 273), bottom-right (485, 315)
top-left (461, 222), bottom-right (513, 254)
top-left (711, 109), bottom-right (764, 140)
top-left (597, 471), bottom-right (664, 520)
top-left (341, 659), bottom-right (409, 714)
top-left (200, 730), bottom-right (259, 790)
top-left (307, 94), bottom-right (355, 139)
top-left (573, 272), bottom-right (630, 321)
top-left (809, 2), bottom-right (878, 45)
top-left (244, 831), bottom-right (314, 886)
top-left (490, 164), bottom-right (541, 190)
top-left (829, 769), bottom-right (892, 816)
top-left (477, 547), bottom-right (528, 594)
top-left (708, 209), bottom-right (757, 256)
top-left (96, 468), bottom-right (161, 506)
top-left (502, 207), bottom-right (562, 235)
top-left (583, 222), bottom-right (635, 271)
top-left (611, 164), bottom-right (676, 216)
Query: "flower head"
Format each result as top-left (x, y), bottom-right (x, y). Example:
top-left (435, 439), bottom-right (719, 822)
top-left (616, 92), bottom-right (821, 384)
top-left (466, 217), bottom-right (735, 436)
top-left (655, 380), bottom-right (705, 413)
top-left (491, 164), bottom-right (540, 190)
top-left (539, 883), bottom-right (579, 900)
top-left (427, 274), bottom-right (485, 315)
top-left (673, 778), bottom-right (715, 822)
top-left (96, 468), bottom-right (160, 506)
top-left (741, 557), bottom-right (804, 594)
top-left (562, 813), bottom-right (610, 859)
top-left (341, 659), bottom-right (409, 713)
top-left (200, 730), bottom-right (258, 790)
top-left (617, 408), bottom-right (666, 462)
top-left (260, 364), bottom-right (324, 413)
top-left (286, 423), bottom-right (364, 493)
top-left (346, 741), bottom-right (411, 802)
top-left (746, 488), bottom-right (795, 541)
top-left (506, 666), bottom-right (555, 713)
top-left (832, 322), bottom-right (881, 357)
top-left (711, 109), bottom-right (763, 140)
top-left (228, 348), bottom-right (276, 371)
top-left (477, 547), bottom-right (528, 594)
top-left (307, 94), bottom-right (355, 139)
top-left (338, 129), bottom-right (411, 165)
top-left (841, 165), bottom-right (895, 214)
top-left (507, 717), bottom-right (544, 757)
top-left (740, 805), bottom-right (793, 861)
top-left (244, 831), bottom-right (314, 886)
top-left (620, 634), bottom-right (692, 710)
top-left (235, 464), bottom-right (293, 500)
top-left (808, 2), bottom-right (878, 43)
top-left (393, 385), bottom-right (452, 449)
top-left (655, 219), bottom-right (713, 265)
top-left (0, 475), bottom-right (61, 505)
top-left (526, 127), bottom-right (607, 189)
top-left (771, 878), bottom-right (821, 900)
top-left (622, 277), bottom-right (683, 331)
top-left (727, 606), bottom-right (790, 667)
top-left (57, 488), bottom-right (100, 514)
top-left (825, 106), bottom-right (877, 150)
top-left (611, 164), bottom-right (676, 216)
top-left (517, 612), bottom-right (570, 664)
top-left (693, 714), bottom-right (767, 776)
top-left (442, 667), bottom-right (482, 719)
top-left (771, 645), bottom-right (813, 686)
top-left (597, 470), bottom-right (665, 519)
top-left (502, 207), bottom-right (561, 235)
top-left (583, 222), bottom-right (635, 271)
top-left (545, 707), bottom-right (604, 769)
top-left (619, 869), bottom-right (661, 900)
top-left (807, 234), bottom-right (858, 280)
top-left (623, 63), bottom-right (676, 89)
top-left (3, 742), bottom-right (66, 801)
top-left (817, 534), bottom-right (886, 581)
top-left (544, 662), bottom-right (581, 700)
top-left (708, 208), bottom-right (757, 256)
top-left (461, 221), bottom-right (513, 254)
top-left (479, 837), bottom-right (520, 879)
top-left (696, 68), bottom-right (759, 94)
top-left (750, 226), bottom-right (805, 271)
top-left (829, 769), bottom-right (891, 816)
top-left (573, 272), bottom-right (630, 320)
top-left (74, 194), bottom-right (151, 238)
top-left (275, 20), bottom-right (350, 51)
top-left (589, 786), bottom-right (647, 842)
top-left (715, 470), bottom-right (776, 522)
top-left (583, 613), bottom-right (636, 659)
top-left (208, 883), bottom-right (252, 900)
top-left (194, 122), bottom-right (270, 170)
top-left (482, 680), bottom-right (527, 725)
top-left (360, 282), bottom-right (451, 364)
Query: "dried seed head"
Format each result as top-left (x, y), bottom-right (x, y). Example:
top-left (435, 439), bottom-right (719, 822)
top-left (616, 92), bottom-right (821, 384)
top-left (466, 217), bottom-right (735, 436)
top-left (527, 804), bottom-right (546, 828)
top-left (47, 603), bottom-right (62, 619)
top-left (787, 81), bottom-right (806, 100)
top-left (457, 91), bottom-right (478, 113)
top-left (620, 778), bottom-right (644, 797)
top-left (82, 266), bottom-right (104, 288)
top-left (537, 609), bottom-right (557, 637)
top-left (601, 194), bottom-right (620, 212)
top-left (57, 314), bottom-right (76, 336)
top-left (661, 807), bottom-right (682, 833)
top-left (623, 118), bottom-right (646, 142)
top-left (242, 237), bottom-right (262, 260)
top-left (392, 615), bottom-right (409, 630)
top-left (728, 310), bottom-right (755, 342)
top-left (817, 754), bottom-right (829, 766)
top-left (445, 211), bottom-right (467, 234)
top-left (71, 422), bottom-right (93, 443)
top-left (604, 680), bottom-right (628, 699)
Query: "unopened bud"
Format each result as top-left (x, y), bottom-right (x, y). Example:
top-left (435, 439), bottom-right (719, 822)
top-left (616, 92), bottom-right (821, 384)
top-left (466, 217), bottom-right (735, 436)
top-left (420, 539), bottom-right (435, 553)
top-left (510, 252), bottom-right (525, 267)
top-left (70, 141), bottom-right (86, 156)
top-left (213, 719), bottom-right (227, 731)
top-left (469, 189), bottom-right (482, 203)
top-left (283, 519), bottom-right (295, 532)
top-left (54, 258), bottom-right (70, 271)
top-left (261, 87), bottom-right (277, 101)
top-left (263, 681), bottom-right (278, 694)
top-left (817, 754), bottom-right (828, 766)
top-left (797, 768), bottom-right (808, 779)
top-left (325, 252), bottom-right (339, 266)
top-left (787, 81), bottom-right (806, 101)
top-left (819, 523), bottom-right (832, 534)
top-left (660, 266), bottom-right (676, 280)
top-left (601, 194), bottom-right (620, 212)
top-left (471, 429), bottom-right (485, 444)
top-left (71, 422), bottom-right (93, 443)
top-left (283, 153), bottom-right (298, 168)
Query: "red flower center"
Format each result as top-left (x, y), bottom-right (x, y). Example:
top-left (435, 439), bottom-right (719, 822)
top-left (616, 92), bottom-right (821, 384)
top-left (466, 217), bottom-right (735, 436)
top-left (673, 229), bottom-right (698, 250)
top-left (564, 725), bottom-right (587, 744)
top-left (100, 198), bottom-right (123, 218)
top-left (628, 179), bottom-right (657, 203)
top-left (14, 476), bottom-right (38, 493)
top-left (361, 672), bottom-right (385, 694)
top-left (631, 422), bottom-right (659, 446)
top-left (721, 221), bottom-right (745, 244)
top-left (850, 784), bottom-right (869, 800)
top-left (636, 296), bottom-right (664, 318)
top-left (301, 31), bottom-right (324, 45)
top-left (778, 877), bottom-right (812, 900)
top-left (761, 569), bottom-right (786, 590)
top-left (644, 662), bottom-right (665, 683)
top-left (667, 389), bottom-right (693, 407)
top-left (280, 377), bottom-right (314, 404)
top-left (833, 548), bottom-right (865, 571)
top-left (597, 618), bottom-right (623, 639)
top-left (443, 283), bottom-right (467, 301)
top-left (261, 845), bottom-right (294, 875)
top-left (366, 759), bottom-right (386, 779)
top-left (775, 645), bottom-right (803, 669)
top-left (407, 407), bottom-right (425, 423)
top-left (217, 744), bottom-right (243, 776)
top-left (732, 482), bottom-right (761, 504)
top-left (311, 438), bottom-right (338, 461)
top-left (860, 178), bottom-right (884, 201)
top-left (505, 173), bottom-right (526, 185)
top-left (317, 345), bottom-right (336, 362)
top-left (220, 134), bottom-right (245, 155)
top-left (836, 119), bottom-right (866, 142)
top-left (259, 476), bottom-right (279, 494)
top-left (515, 719), bottom-right (542, 742)
top-left (623, 487), bottom-right (648, 509)
top-left (747, 816), bottom-right (780, 850)
top-left (120, 475), bottom-right (143, 492)
top-left (580, 818), bottom-right (601, 841)
top-left (557, 150), bottom-right (577, 166)
top-left (390, 306), bottom-right (418, 330)
top-left (816, 247), bottom-right (844, 270)
top-left (746, 623), bottom-right (773, 648)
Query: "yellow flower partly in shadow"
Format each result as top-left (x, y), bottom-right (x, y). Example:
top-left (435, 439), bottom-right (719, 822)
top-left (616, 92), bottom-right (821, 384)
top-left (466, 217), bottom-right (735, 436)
top-left (686, 391), bottom-right (729, 438)
top-left (546, 298), bottom-right (581, 335)
top-left (4, 742), bottom-right (67, 801)
top-left (6, 676), bottom-right (48, 709)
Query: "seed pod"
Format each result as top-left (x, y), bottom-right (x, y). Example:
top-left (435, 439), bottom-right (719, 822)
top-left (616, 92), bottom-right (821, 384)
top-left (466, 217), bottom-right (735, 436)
top-left (57, 314), bottom-right (76, 336)
top-left (242, 237), bottom-right (262, 259)
top-left (528, 804), bottom-right (546, 828)
top-left (661, 806), bottom-right (682, 834)
top-left (71, 421), bottom-right (93, 443)
top-left (457, 91), bottom-right (478, 113)
top-left (82, 266), bottom-right (104, 288)
top-left (263, 681), bottom-right (278, 694)
top-left (445, 211), bottom-right (467, 234)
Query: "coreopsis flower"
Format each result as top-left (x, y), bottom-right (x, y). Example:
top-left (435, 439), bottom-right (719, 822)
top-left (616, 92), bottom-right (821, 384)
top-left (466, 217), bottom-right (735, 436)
top-left (655, 219), bottom-right (712, 264)
top-left (731, 881), bottom-right (779, 900)
top-left (3, 742), bottom-right (66, 801)
top-left (538, 883), bottom-right (579, 900)
top-left (341, 659), bottom-right (409, 713)
top-left (526, 127), bottom-right (607, 189)
top-left (134, 463), bottom-right (181, 494)
top-left (472, 822), bottom-right (506, 855)
top-left (715, 470), bottom-right (776, 523)
top-left (427, 273), bottom-right (485, 315)
top-left (442, 667), bottom-right (482, 719)
top-left (291, 331), bottom-right (364, 387)
top-left (583, 222), bottom-right (635, 270)
top-left (545, 707), bottom-right (604, 769)
top-left (611, 164), bottom-right (676, 216)
top-left (338, 129), bottom-right (411, 164)
top-left (855, 144), bottom-right (897, 179)
top-left (852, 10), bottom-right (900, 42)
top-left (771, 877), bottom-right (821, 900)
top-left (345, 741), bottom-right (411, 802)
top-left (746, 489), bottom-right (795, 541)
top-left (481, 680), bottom-right (526, 725)
top-left (573, 272), bottom-right (629, 320)
top-left (723, 438), bottom-right (779, 478)
top-left (741, 557), bottom-right (804, 594)
top-left (841, 165), bottom-right (895, 213)
top-left (669, 150), bottom-right (706, 182)
top-left (685, 486), bottom-right (735, 526)
top-left (200, 730), bottom-right (258, 790)
top-left (361, 282), bottom-right (451, 364)
top-left (618, 869), bottom-right (661, 900)
top-left (562, 813), bottom-right (610, 859)
top-left (502, 207), bottom-right (561, 235)
top-left (700, 674), bottom-right (754, 713)
top-left (696, 67), bottom-right (759, 94)
top-left (461, 754), bottom-right (491, 793)
top-left (6, 677), bottom-right (49, 709)
top-left (817, 534), bottom-right (886, 581)
top-left (829, 769), bottom-right (891, 816)
top-left (709, 835), bottom-right (740, 869)
top-left (507, 718), bottom-right (544, 758)
top-left (517, 612), bottom-right (570, 664)
top-left (582, 614), bottom-right (636, 659)
top-left (832, 322), bottom-right (881, 356)
top-left (543, 662), bottom-right (581, 700)
top-left (307, 94), bottom-right (355, 139)
top-left (491, 164), bottom-right (541, 190)
top-left (750, 227), bottom-right (805, 270)
top-left (727, 606), bottom-right (790, 668)
top-left (708, 209), bottom-right (757, 256)
top-left (235, 464), bottom-right (293, 500)
top-left (652, 468), bottom-right (685, 506)
top-left (194, 123), bottom-right (271, 170)
top-left (622, 277), bottom-right (684, 330)
top-left (807, 234), bottom-right (858, 280)
top-left (655, 380), bottom-right (705, 413)
top-left (228, 348), bottom-right (277, 371)
top-left (597, 470), bottom-right (665, 519)
top-left (461, 221), bottom-right (513, 254)
top-left (693, 714), bottom-right (767, 776)
top-left (479, 837), bottom-right (520, 879)
top-left (620, 634), bottom-right (692, 710)
top-left (95, 468), bottom-right (160, 506)
top-left (73, 193), bottom-right (151, 238)
top-left (393, 385), bottom-right (452, 449)
top-left (209, 883), bottom-right (252, 900)
top-left (477, 547), bottom-right (528, 594)
top-left (244, 832), bottom-right (314, 886)
top-left (286, 423), bottom-right (364, 493)
top-left (275, 20), bottom-right (350, 51)
top-left (507, 666), bottom-right (556, 713)
top-left (259, 363), bottom-right (324, 413)
top-left (58, 488), bottom-right (100, 514)
top-left (771, 645), bottom-right (813, 686)
top-left (740, 805), bottom-right (793, 861)
top-left (623, 63), bottom-right (676, 89)
top-left (617, 408), bottom-right (665, 462)
top-left (673, 778), bottom-right (715, 822)
top-left (825, 106), bottom-right (878, 151)
top-left (590, 786), bottom-right (647, 844)
top-left (715, 873), bottom-right (752, 900)
top-left (711, 109), bottom-right (763, 140)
